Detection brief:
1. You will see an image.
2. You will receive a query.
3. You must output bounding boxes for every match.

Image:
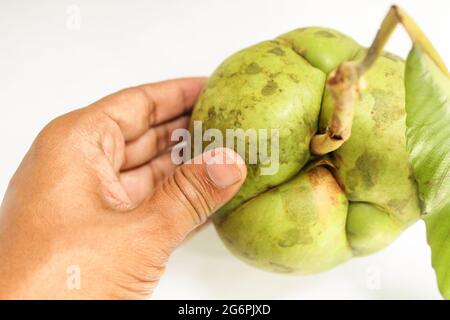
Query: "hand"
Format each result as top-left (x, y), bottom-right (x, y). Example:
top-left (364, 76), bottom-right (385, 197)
top-left (0, 78), bottom-right (247, 299)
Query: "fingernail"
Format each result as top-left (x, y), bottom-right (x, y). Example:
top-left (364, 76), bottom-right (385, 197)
top-left (205, 148), bottom-right (244, 188)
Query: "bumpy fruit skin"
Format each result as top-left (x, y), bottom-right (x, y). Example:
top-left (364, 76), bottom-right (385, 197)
top-left (190, 27), bottom-right (421, 273)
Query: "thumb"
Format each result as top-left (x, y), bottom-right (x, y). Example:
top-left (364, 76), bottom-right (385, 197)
top-left (142, 147), bottom-right (247, 238)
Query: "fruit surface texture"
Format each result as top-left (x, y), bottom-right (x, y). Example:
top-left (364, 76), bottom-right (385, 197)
top-left (190, 27), bottom-right (421, 274)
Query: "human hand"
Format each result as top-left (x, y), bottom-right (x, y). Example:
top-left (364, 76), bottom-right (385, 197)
top-left (0, 78), bottom-right (247, 299)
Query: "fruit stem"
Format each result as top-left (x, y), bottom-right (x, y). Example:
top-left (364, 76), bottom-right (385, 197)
top-left (310, 5), bottom-right (449, 156)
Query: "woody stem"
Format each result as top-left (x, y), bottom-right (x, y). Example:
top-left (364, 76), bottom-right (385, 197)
top-left (310, 5), bottom-right (449, 156)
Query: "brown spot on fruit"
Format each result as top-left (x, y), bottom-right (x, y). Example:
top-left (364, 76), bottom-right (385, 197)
top-left (355, 153), bottom-right (378, 188)
top-left (371, 89), bottom-right (404, 128)
top-left (267, 47), bottom-right (286, 56)
top-left (388, 198), bottom-right (409, 213)
top-left (278, 228), bottom-right (313, 247)
top-left (278, 229), bottom-right (299, 247)
top-left (288, 73), bottom-right (300, 83)
top-left (208, 107), bottom-right (216, 118)
top-left (246, 62), bottom-right (262, 74)
top-left (261, 80), bottom-right (278, 96)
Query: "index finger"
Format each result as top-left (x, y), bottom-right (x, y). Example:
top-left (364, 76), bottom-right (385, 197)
top-left (92, 77), bottom-right (207, 141)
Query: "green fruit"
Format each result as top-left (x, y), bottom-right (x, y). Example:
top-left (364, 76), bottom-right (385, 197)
top-left (217, 165), bottom-right (351, 274)
top-left (190, 27), bottom-right (421, 274)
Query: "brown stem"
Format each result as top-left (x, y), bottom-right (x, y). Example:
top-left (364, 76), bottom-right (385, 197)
top-left (310, 62), bottom-right (363, 155)
top-left (310, 5), bottom-right (449, 156)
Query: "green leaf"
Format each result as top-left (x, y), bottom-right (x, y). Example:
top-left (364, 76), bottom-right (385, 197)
top-left (425, 204), bottom-right (450, 299)
top-left (405, 47), bottom-right (450, 299)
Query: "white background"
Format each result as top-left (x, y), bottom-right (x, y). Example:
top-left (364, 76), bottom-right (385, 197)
top-left (0, 0), bottom-right (448, 299)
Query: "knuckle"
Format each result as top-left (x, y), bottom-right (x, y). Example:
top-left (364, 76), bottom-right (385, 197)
top-left (117, 86), bottom-right (147, 105)
top-left (32, 110), bottom-right (116, 169)
top-left (119, 86), bottom-right (155, 127)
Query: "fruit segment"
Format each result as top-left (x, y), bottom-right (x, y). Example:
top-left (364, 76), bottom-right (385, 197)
top-left (190, 40), bottom-right (326, 220)
top-left (215, 166), bottom-right (351, 274)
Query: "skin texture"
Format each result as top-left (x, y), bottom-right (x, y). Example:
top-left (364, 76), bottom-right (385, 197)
top-left (191, 27), bottom-right (421, 273)
top-left (0, 78), bottom-right (248, 299)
